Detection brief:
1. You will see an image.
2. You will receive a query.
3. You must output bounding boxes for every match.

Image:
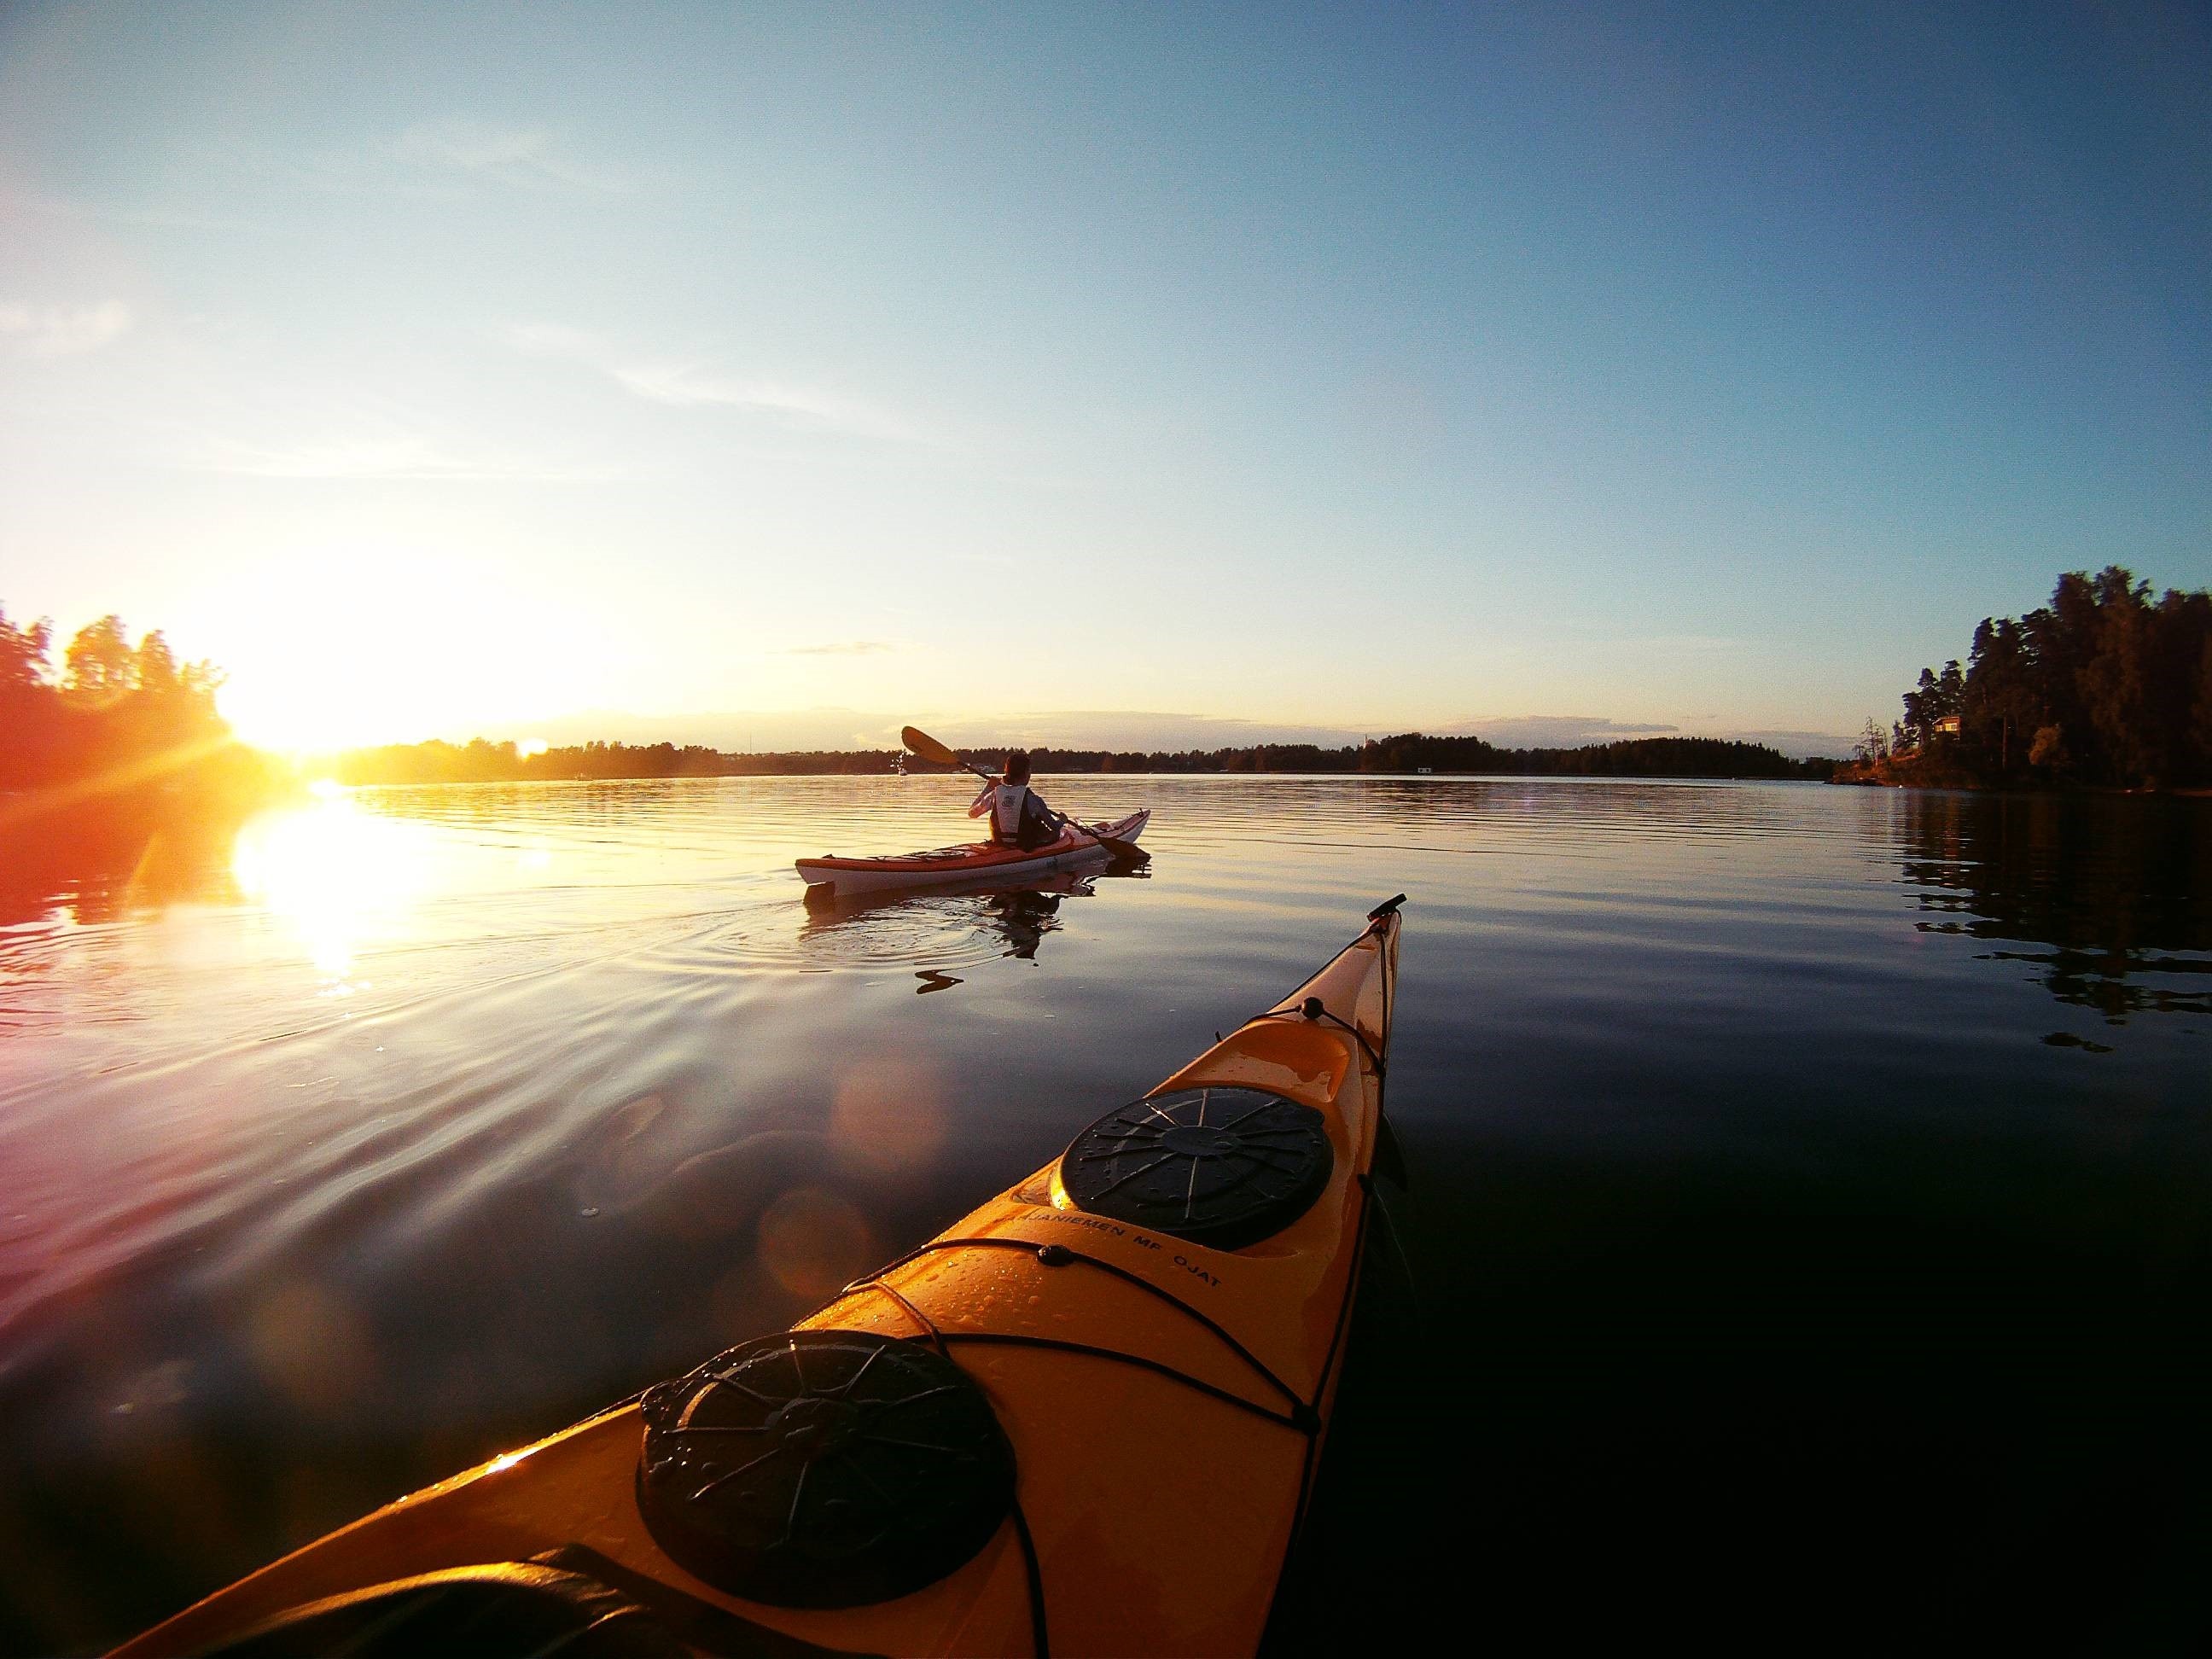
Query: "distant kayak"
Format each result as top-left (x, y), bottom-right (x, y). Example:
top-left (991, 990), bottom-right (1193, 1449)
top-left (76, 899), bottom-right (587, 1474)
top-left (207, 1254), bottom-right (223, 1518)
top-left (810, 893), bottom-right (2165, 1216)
top-left (796, 807), bottom-right (1150, 898)
top-left (118, 896), bottom-right (1403, 1659)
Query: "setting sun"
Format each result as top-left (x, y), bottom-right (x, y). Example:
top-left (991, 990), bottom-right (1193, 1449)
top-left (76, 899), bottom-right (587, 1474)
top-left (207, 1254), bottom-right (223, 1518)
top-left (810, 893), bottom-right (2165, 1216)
top-left (203, 545), bottom-right (631, 753)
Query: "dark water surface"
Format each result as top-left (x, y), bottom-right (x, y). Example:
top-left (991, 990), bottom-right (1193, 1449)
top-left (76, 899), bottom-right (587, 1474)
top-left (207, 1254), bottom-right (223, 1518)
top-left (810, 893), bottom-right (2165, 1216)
top-left (2, 777), bottom-right (2207, 1654)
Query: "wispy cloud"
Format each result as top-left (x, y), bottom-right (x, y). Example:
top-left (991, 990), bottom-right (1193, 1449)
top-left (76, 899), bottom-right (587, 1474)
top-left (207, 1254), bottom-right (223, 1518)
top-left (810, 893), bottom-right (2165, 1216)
top-left (183, 434), bottom-right (610, 481)
top-left (779, 640), bottom-right (899, 656)
top-left (253, 122), bottom-right (631, 200)
top-left (0, 300), bottom-right (133, 358)
top-left (508, 323), bottom-right (935, 445)
top-left (164, 400), bottom-right (629, 482)
top-left (8, 189), bottom-right (259, 232)
top-left (391, 120), bottom-right (632, 194)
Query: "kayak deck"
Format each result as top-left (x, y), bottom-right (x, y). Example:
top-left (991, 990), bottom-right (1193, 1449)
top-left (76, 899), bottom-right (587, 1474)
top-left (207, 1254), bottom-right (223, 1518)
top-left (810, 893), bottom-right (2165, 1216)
top-left (119, 897), bottom-right (1403, 1659)
top-left (796, 809), bottom-right (1149, 898)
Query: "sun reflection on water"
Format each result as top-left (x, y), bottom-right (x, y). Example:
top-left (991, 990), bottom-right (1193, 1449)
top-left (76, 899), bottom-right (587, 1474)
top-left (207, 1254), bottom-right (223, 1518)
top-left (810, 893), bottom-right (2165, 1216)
top-left (230, 789), bottom-right (429, 979)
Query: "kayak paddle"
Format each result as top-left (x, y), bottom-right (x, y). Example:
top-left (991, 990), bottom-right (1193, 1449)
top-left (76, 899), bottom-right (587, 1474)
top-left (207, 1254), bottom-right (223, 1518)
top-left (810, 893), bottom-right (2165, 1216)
top-left (900, 725), bottom-right (1150, 866)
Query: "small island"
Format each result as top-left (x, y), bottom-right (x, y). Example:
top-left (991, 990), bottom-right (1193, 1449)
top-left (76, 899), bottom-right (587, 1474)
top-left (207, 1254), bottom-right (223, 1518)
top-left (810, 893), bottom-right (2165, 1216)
top-left (1835, 566), bottom-right (2212, 792)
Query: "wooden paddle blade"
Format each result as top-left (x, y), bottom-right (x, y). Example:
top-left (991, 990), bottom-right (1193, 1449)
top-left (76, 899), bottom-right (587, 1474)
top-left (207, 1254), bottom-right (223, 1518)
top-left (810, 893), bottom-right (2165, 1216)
top-left (901, 725), bottom-right (959, 767)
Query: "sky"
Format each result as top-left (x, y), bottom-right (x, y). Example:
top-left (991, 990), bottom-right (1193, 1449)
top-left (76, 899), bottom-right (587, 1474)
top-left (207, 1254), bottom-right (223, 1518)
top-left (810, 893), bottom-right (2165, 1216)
top-left (2, 2), bottom-right (2207, 757)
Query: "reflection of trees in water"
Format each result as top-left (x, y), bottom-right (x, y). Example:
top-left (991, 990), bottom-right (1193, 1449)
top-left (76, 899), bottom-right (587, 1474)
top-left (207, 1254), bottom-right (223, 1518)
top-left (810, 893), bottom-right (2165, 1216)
top-left (0, 795), bottom-right (249, 927)
top-left (3, 604), bottom-right (284, 928)
top-left (1902, 791), bottom-right (2212, 1021)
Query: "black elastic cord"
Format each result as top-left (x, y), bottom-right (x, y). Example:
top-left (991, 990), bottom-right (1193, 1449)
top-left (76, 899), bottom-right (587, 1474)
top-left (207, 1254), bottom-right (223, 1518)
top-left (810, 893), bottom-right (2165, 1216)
top-left (832, 1235), bottom-right (1302, 1411)
top-left (863, 1276), bottom-right (950, 1359)
top-left (1009, 1499), bottom-right (1051, 1658)
top-left (928, 1330), bottom-right (1305, 1429)
top-left (847, 1277), bottom-right (1301, 1431)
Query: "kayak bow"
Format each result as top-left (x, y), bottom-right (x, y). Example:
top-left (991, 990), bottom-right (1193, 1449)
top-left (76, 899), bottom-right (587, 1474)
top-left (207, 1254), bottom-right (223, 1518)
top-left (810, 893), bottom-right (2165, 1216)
top-left (120, 896), bottom-right (1406, 1659)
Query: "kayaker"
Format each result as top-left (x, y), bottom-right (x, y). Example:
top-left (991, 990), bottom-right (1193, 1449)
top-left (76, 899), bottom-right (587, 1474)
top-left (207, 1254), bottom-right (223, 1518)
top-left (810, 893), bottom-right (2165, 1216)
top-left (968, 750), bottom-right (1060, 849)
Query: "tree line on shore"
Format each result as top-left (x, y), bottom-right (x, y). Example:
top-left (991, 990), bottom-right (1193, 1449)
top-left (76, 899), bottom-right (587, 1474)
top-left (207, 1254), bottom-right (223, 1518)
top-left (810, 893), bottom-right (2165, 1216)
top-left (331, 731), bottom-right (1833, 784)
top-left (0, 598), bottom-right (1835, 803)
top-left (2, 606), bottom-right (239, 790)
top-left (1, 604), bottom-right (286, 918)
top-left (1842, 567), bottom-right (2212, 790)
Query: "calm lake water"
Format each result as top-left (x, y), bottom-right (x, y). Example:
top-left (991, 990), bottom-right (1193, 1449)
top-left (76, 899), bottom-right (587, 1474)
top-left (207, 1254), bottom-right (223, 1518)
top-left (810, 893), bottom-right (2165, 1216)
top-left (2, 775), bottom-right (2208, 1654)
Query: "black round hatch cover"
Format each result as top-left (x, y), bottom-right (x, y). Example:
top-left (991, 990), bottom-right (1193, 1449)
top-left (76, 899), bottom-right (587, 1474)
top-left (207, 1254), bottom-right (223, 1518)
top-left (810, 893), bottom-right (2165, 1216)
top-left (1059, 1086), bottom-right (1334, 1250)
top-left (636, 1330), bottom-right (1014, 1609)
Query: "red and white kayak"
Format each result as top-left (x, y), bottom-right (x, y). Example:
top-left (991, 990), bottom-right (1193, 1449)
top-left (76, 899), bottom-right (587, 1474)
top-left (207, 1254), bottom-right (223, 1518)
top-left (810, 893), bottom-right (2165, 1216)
top-left (796, 808), bottom-right (1150, 899)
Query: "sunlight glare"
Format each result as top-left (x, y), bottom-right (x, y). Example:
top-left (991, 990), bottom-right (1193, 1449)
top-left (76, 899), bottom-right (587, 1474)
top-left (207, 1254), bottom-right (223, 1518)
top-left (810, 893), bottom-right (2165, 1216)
top-left (231, 795), bottom-right (428, 979)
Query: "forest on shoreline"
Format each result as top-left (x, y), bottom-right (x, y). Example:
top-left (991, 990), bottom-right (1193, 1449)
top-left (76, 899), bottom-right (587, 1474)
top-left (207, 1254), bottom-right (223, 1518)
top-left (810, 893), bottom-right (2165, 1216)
top-left (329, 731), bottom-right (1836, 784)
top-left (2, 608), bottom-right (235, 790)
top-left (26, 560), bottom-right (2211, 858)
top-left (2, 593), bottom-right (1837, 871)
top-left (1837, 566), bottom-right (2212, 791)
top-left (1, 605), bottom-right (291, 913)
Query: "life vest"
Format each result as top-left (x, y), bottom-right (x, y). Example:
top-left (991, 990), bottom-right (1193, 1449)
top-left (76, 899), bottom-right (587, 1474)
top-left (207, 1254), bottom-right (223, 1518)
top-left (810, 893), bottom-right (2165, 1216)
top-left (987, 783), bottom-right (1028, 839)
top-left (987, 783), bottom-right (1058, 849)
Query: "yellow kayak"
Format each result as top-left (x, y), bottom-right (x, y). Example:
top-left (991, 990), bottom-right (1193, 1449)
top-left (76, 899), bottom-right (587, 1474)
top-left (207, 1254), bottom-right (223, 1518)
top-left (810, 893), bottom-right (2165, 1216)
top-left (119, 897), bottom-right (1406, 1658)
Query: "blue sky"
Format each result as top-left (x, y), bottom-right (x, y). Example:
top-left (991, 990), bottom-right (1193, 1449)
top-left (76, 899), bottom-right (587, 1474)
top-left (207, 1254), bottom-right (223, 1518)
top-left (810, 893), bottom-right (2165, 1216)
top-left (2, 2), bottom-right (2205, 753)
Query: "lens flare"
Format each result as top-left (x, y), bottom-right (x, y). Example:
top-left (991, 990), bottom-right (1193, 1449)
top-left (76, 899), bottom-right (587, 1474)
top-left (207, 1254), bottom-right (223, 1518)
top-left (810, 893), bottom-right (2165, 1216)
top-left (756, 1187), bottom-right (872, 1300)
top-left (830, 1057), bottom-right (947, 1175)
